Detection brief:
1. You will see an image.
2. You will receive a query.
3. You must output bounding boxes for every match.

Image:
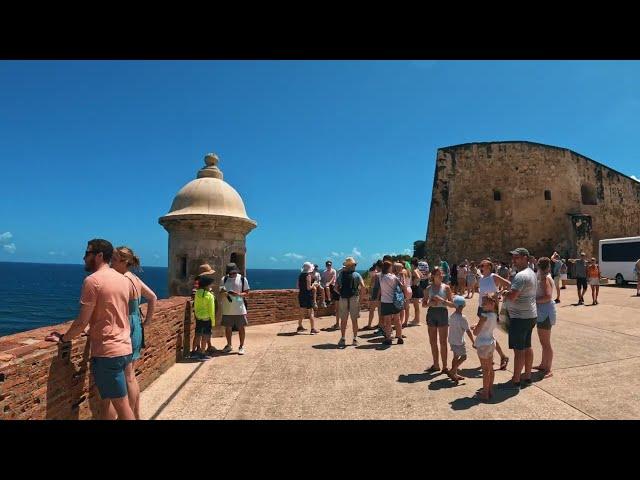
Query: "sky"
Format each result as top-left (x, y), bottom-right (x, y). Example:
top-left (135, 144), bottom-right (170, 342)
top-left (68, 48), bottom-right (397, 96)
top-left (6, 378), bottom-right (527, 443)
top-left (1, 60), bottom-right (639, 269)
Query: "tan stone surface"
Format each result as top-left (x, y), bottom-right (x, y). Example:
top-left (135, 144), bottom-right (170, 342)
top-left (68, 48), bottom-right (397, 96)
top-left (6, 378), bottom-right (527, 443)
top-left (424, 141), bottom-right (640, 262)
top-left (141, 286), bottom-right (640, 420)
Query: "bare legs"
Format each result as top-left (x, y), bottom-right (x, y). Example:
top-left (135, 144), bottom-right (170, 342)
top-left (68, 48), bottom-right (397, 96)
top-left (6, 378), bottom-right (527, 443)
top-left (125, 359), bottom-right (141, 420)
top-left (410, 298), bottom-right (421, 324)
top-left (449, 354), bottom-right (467, 382)
top-left (427, 325), bottom-right (448, 371)
top-left (367, 301), bottom-right (379, 328)
top-left (298, 308), bottom-right (316, 331)
top-left (590, 284), bottom-right (599, 304)
top-left (479, 356), bottom-right (494, 400)
top-left (536, 327), bottom-right (553, 377)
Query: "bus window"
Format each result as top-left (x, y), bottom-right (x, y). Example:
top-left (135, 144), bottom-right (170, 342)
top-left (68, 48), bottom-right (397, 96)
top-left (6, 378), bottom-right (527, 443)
top-left (601, 242), bottom-right (640, 262)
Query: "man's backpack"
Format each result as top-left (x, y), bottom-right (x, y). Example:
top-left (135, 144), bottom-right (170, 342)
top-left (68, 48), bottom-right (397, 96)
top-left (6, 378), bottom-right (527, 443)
top-left (339, 270), bottom-right (359, 298)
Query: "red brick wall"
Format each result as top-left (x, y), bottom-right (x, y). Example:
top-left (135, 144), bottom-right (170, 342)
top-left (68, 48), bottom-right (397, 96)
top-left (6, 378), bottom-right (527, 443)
top-left (0, 290), bottom-right (372, 420)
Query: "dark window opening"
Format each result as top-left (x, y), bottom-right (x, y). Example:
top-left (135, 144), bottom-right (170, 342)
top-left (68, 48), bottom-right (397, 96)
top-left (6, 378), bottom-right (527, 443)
top-left (601, 242), bottom-right (640, 262)
top-left (581, 184), bottom-right (597, 205)
top-left (179, 256), bottom-right (187, 279)
top-left (544, 190), bottom-right (551, 200)
top-left (230, 252), bottom-right (245, 274)
top-left (493, 190), bottom-right (501, 201)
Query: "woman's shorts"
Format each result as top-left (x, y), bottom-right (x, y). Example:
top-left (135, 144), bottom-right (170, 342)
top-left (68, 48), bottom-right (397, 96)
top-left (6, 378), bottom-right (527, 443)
top-left (195, 319), bottom-right (212, 335)
top-left (589, 278), bottom-right (600, 286)
top-left (405, 287), bottom-right (412, 301)
top-left (536, 302), bottom-right (556, 330)
top-left (412, 284), bottom-right (424, 299)
top-left (466, 275), bottom-right (476, 285)
top-left (476, 342), bottom-right (495, 359)
top-left (508, 317), bottom-right (536, 350)
top-left (380, 302), bottom-right (401, 316)
top-left (451, 343), bottom-right (467, 357)
top-left (299, 294), bottom-right (314, 309)
top-left (91, 354), bottom-right (133, 399)
top-left (426, 307), bottom-right (448, 327)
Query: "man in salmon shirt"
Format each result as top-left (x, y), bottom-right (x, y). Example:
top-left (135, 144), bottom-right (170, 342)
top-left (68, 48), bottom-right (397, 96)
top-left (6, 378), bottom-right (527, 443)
top-left (47, 239), bottom-right (137, 420)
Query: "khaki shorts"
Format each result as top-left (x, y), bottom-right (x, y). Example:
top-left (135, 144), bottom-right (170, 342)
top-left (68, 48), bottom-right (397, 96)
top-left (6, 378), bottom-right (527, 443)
top-left (451, 343), bottom-right (467, 357)
top-left (339, 296), bottom-right (360, 321)
top-left (553, 276), bottom-right (562, 287)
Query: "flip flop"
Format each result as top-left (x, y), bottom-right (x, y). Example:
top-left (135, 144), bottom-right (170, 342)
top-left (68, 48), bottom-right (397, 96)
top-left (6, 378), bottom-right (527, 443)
top-left (542, 370), bottom-right (554, 378)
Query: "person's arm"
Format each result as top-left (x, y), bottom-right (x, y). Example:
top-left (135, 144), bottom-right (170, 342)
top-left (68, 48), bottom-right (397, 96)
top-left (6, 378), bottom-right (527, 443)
top-left (466, 328), bottom-right (475, 347)
top-left (306, 274), bottom-right (313, 291)
top-left (493, 274), bottom-right (511, 290)
top-left (47, 278), bottom-right (97, 343)
top-left (139, 279), bottom-right (157, 324)
top-left (472, 315), bottom-right (486, 334)
top-left (235, 278), bottom-right (250, 297)
top-left (441, 285), bottom-right (455, 308)
top-left (359, 274), bottom-right (366, 293)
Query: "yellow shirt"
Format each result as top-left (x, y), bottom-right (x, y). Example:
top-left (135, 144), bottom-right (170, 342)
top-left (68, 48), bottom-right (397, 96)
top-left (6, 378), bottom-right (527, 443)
top-left (194, 289), bottom-right (215, 326)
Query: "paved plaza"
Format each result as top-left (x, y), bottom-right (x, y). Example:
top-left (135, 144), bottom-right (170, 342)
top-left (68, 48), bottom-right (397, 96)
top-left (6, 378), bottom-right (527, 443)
top-left (141, 285), bottom-right (640, 420)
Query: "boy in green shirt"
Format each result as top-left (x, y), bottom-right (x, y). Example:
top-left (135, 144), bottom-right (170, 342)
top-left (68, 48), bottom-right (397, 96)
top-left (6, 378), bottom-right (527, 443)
top-left (193, 276), bottom-right (216, 359)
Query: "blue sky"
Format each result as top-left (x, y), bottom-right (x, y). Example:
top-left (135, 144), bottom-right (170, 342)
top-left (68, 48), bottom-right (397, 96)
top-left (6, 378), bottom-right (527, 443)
top-left (1, 60), bottom-right (639, 269)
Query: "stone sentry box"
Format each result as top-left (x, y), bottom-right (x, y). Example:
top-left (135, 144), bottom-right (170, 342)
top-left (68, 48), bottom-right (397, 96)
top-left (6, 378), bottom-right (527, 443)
top-left (159, 153), bottom-right (257, 297)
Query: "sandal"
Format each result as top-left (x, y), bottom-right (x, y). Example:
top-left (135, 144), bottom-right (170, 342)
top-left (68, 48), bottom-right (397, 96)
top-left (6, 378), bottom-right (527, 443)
top-left (533, 364), bottom-right (544, 371)
top-left (500, 357), bottom-right (509, 370)
top-left (425, 365), bottom-right (439, 373)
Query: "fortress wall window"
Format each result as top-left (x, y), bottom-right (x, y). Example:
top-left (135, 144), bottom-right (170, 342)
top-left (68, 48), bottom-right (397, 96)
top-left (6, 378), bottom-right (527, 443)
top-left (544, 190), bottom-right (551, 200)
top-left (493, 190), bottom-right (501, 201)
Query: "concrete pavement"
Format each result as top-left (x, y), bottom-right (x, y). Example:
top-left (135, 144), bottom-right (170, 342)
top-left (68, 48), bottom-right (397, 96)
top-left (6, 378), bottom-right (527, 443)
top-left (141, 284), bottom-right (640, 420)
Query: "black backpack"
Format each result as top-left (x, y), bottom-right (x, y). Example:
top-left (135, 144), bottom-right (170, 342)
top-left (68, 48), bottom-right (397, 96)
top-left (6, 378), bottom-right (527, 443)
top-left (339, 270), bottom-right (359, 298)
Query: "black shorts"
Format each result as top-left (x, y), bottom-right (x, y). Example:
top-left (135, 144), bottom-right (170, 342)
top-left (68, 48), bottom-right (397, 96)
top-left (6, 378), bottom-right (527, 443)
top-left (508, 317), bottom-right (536, 350)
top-left (576, 277), bottom-right (588, 289)
top-left (331, 290), bottom-right (340, 301)
top-left (426, 307), bottom-right (448, 327)
top-left (412, 284), bottom-right (424, 299)
top-left (195, 319), bottom-right (212, 335)
top-left (380, 302), bottom-right (401, 316)
top-left (370, 287), bottom-right (380, 302)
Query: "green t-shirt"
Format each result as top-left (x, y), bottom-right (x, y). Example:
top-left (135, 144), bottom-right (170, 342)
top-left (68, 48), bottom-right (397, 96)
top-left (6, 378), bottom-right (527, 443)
top-left (194, 289), bottom-right (215, 325)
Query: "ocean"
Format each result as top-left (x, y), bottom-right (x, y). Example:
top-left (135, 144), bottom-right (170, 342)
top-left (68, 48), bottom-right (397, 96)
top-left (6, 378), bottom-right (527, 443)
top-left (0, 262), bottom-right (306, 337)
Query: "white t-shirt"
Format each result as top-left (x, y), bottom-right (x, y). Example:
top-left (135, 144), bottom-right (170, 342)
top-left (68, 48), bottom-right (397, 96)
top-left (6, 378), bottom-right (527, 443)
top-left (475, 311), bottom-right (497, 347)
top-left (379, 273), bottom-right (400, 303)
top-left (221, 274), bottom-right (250, 316)
top-left (448, 311), bottom-right (470, 346)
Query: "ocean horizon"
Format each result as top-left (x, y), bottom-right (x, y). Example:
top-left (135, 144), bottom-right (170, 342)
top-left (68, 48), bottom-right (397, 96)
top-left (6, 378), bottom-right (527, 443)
top-left (0, 262), bottom-right (331, 337)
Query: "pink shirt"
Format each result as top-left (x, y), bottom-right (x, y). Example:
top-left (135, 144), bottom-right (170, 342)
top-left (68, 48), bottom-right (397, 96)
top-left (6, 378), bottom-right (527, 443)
top-left (80, 266), bottom-right (135, 358)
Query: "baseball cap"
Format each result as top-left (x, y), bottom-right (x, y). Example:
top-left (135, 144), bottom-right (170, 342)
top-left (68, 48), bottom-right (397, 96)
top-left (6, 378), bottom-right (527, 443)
top-left (452, 295), bottom-right (466, 307)
top-left (510, 247), bottom-right (530, 256)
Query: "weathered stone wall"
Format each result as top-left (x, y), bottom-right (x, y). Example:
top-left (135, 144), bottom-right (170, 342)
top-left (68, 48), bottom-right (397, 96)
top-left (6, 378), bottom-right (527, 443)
top-left (0, 290), bottom-right (371, 420)
top-left (425, 142), bottom-right (640, 264)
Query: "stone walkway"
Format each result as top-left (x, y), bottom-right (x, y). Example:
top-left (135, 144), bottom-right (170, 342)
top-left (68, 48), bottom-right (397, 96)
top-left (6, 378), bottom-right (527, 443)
top-left (141, 285), bottom-right (640, 419)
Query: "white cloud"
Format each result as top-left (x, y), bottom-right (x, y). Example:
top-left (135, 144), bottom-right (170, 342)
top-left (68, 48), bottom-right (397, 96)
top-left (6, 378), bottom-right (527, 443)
top-left (269, 256), bottom-right (278, 262)
top-left (351, 247), bottom-right (362, 258)
top-left (3, 243), bottom-right (16, 254)
top-left (331, 251), bottom-right (340, 257)
top-left (403, 248), bottom-right (412, 255)
top-left (284, 252), bottom-right (304, 260)
top-left (0, 232), bottom-right (12, 243)
top-left (631, 175), bottom-right (640, 182)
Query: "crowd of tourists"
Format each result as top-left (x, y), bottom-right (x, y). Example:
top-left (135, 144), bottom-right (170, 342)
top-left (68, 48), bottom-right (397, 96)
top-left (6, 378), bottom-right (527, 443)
top-left (294, 247), bottom-right (609, 402)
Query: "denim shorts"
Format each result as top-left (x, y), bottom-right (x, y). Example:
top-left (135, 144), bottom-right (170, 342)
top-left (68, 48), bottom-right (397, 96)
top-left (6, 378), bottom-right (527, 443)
top-left (91, 354), bottom-right (133, 399)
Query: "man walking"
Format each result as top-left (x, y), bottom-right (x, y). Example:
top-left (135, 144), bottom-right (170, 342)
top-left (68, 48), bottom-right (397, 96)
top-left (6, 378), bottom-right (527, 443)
top-left (503, 247), bottom-right (538, 387)
top-left (335, 257), bottom-right (365, 348)
top-left (568, 252), bottom-right (588, 304)
top-left (550, 252), bottom-right (563, 303)
top-left (46, 239), bottom-right (136, 420)
top-left (220, 263), bottom-right (250, 355)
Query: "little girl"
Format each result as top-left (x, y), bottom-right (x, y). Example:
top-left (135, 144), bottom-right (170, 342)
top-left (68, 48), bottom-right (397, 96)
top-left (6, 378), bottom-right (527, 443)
top-left (473, 293), bottom-right (498, 401)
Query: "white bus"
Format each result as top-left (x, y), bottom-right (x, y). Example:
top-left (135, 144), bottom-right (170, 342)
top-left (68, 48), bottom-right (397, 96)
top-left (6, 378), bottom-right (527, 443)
top-left (599, 236), bottom-right (640, 286)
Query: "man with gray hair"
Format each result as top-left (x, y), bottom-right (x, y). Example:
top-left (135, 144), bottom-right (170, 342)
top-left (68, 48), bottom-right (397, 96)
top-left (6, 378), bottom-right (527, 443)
top-left (502, 247), bottom-right (538, 388)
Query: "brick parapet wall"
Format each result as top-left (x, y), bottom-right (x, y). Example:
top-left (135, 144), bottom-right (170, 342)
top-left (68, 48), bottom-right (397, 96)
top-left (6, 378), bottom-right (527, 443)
top-left (0, 289), bottom-right (372, 420)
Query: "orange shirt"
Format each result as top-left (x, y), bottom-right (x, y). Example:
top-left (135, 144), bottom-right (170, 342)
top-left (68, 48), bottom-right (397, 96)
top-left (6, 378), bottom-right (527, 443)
top-left (80, 266), bottom-right (135, 358)
top-left (586, 264), bottom-right (600, 279)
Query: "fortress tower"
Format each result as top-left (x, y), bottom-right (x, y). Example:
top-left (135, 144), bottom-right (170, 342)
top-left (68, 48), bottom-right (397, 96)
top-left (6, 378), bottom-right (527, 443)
top-left (422, 141), bottom-right (640, 263)
top-left (159, 153), bottom-right (257, 296)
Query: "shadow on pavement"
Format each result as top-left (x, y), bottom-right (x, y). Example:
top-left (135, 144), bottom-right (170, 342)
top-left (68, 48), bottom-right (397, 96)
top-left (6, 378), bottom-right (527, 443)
top-left (367, 337), bottom-right (385, 343)
top-left (397, 371), bottom-right (440, 383)
top-left (359, 333), bottom-right (381, 339)
top-left (276, 332), bottom-right (300, 337)
top-left (428, 378), bottom-right (458, 390)
top-left (459, 368), bottom-right (483, 379)
top-left (312, 343), bottom-right (341, 350)
top-left (450, 383), bottom-right (519, 410)
top-left (355, 344), bottom-right (386, 350)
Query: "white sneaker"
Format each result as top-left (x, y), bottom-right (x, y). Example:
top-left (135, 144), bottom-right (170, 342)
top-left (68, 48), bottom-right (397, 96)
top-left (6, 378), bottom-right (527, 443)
top-left (238, 346), bottom-right (245, 355)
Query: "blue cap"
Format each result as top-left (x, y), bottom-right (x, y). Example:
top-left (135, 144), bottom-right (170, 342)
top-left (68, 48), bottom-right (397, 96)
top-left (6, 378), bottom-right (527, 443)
top-left (453, 295), bottom-right (466, 307)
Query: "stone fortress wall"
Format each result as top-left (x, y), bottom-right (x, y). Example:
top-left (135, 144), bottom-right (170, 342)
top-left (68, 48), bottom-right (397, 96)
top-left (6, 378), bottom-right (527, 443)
top-left (424, 141), bottom-right (640, 264)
